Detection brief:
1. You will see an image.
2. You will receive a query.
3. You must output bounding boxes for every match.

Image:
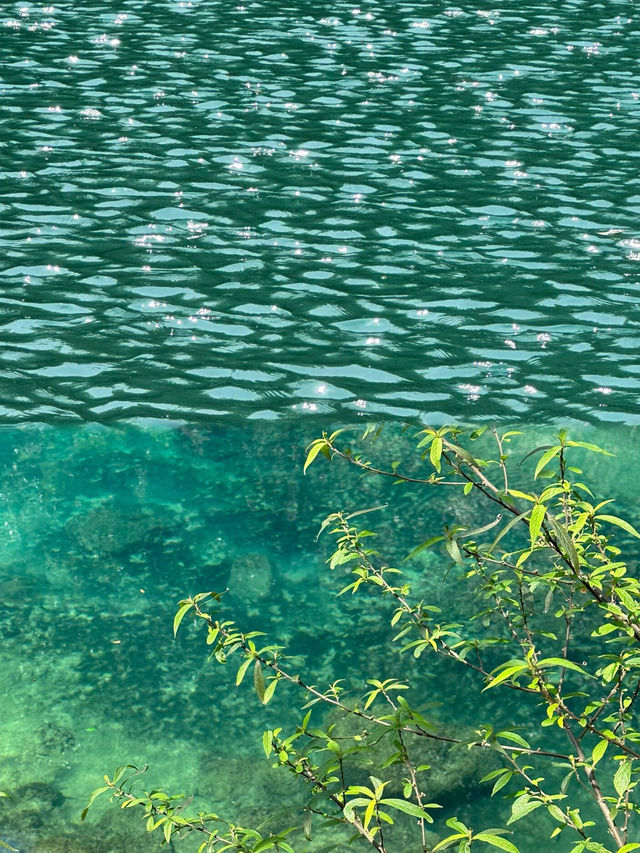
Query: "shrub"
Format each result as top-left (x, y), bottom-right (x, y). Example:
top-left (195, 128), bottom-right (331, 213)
top-left (86, 426), bottom-right (640, 853)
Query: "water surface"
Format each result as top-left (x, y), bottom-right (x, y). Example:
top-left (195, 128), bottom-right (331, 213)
top-left (2, 1), bottom-right (640, 423)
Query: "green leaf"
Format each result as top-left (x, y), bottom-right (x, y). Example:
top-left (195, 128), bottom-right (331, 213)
top-left (363, 797), bottom-right (376, 830)
top-left (564, 440), bottom-right (613, 456)
top-left (518, 444), bottom-right (554, 466)
top-left (534, 446), bottom-right (561, 480)
top-left (236, 656), bottom-right (253, 686)
top-left (546, 804), bottom-right (566, 824)
top-left (529, 504), bottom-right (546, 547)
top-left (496, 731), bottom-right (530, 749)
top-left (379, 798), bottom-right (440, 821)
top-left (483, 662), bottom-right (529, 692)
top-left (446, 817), bottom-right (469, 834)
top-left (81, 785), bottom-right (111, 821)
top-left (507, 795), bottom-right (543, 824)
top-left (262, 678), bottom-right (278, 705)
top-left (401, 535), bottom-right (445, 565)
top-left (596, 515), bottom-right (640, 539)
top-left (253, 839), bottom-right (276, 853)
top-left (507, 489), bottom-right (537, 503)
top-left (613, 761), bottom-right (631, 798)
top-left (464, 481), bottom-right (473, 495)
top-left (173, 602), bottom-right (193, 637)
top-left (432, 834), bottom-right (467, 852)
top-left (445, 536), bottom-right (463, 566)
top-left (537, 657), bottom-right (588, 676)
top-left (474, 832), bottom-right (519, 853)
top-left (430, 436), bottom-right (443, 473)
top-left (488, 511), bottom-right (529, 554)
top-left (253, 660), bottom-right (266, 704)
top-left (491, 772), bottom-right (513, 795)
top-left (303, 810), bottom-right (312, 841)
top-left (617, 844), bottom-right (640, 853)
top-left (546, 513), bottom-right (580, 571)
top-left (163, 820), bottom-right (173, 844)
top-left (591, 740), bottom-right (608, 766)
top-left (262, 730), bottom-right (273, 758)
top-left (463, 515), bottom-right (504, 540)
top-left (304, 440), bottom-right (328, 474)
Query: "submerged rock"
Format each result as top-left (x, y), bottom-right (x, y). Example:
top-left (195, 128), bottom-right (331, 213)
top-left (65, 500), bottom-right (170, 557)
top-left (228, 552), bottom-right (272, 602)
top-left (0, 781), bottom-right (65, 840)
top-left (38, 721), bottom-right (75, 754)
top-left (201, 535), bottom-right (230, 567)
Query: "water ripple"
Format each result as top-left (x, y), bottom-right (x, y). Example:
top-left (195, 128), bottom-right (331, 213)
top-left (2, 0), bottom-right (640, 424)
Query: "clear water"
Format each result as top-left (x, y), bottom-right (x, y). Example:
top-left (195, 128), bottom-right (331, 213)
top-left (2, 0), bottom-right (640, 850)
top-left (1, 422), bottom-right (639, 852)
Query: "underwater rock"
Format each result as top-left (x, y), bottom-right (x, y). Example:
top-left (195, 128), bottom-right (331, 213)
top-left (65, 500), bottom-right (171, 557)
top-left (38, 721), bottom-right (76, 754)
top-left (0, 781), bottom-right (66, 840)
top-left (228, 552), bottom-right (272, 602)
top-left (13, 781), bottom-right (65, 812)
top-left (201, 535), bottom-right (230, 567)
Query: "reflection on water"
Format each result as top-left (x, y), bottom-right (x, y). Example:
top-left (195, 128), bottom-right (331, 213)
top-left (0, 421), bottom-right (639, 850)
top-left (2, 1), bottom-right (640, 424)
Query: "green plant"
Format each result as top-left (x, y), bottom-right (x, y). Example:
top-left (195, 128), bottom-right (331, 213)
top-left (86, 426), bottom-right (640, 852)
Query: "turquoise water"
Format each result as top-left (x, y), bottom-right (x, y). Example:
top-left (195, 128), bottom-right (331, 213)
top-left (2, 0), bottom-right (640, 850)
top-left (1, 423), bottom-right (639, 852)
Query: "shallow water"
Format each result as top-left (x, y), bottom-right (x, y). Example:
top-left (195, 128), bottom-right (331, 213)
top-left (2, 0), bottom-right (640, 424)
top-left (0, 421), bottom-right (639, 852)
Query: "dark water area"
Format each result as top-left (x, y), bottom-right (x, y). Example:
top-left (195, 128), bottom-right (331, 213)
top-left (2, 0), bottom-right (640, 424)
top-left (2, 0), bottom-right (640, 851)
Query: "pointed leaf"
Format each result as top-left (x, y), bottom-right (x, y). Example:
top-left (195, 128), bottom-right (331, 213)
top-left (534, 446), bottom-right (561, 480)
top-left (430, 436), bottom-right (443, 473)
top-left (173, 602), bottom-right (193, 637)
top-left (432, 834), bottom-right (467, 852)
top-left (253, 660), bottom-right (266, 703)
top-left (538, 657), bottom-right (588, 675)
top-left (546, 513), bottom-right (580, 571)
top-left (592, 740), bottom-right (608, 766)
top-left (507, 797), bottom-right (543, 824)
top-left (474, 833), bottom-right (519, 853)
top-left (518, 444), bottom-right (554, 466)
top-left (529, 504), bottom-right (546, 547)
top-left (596, 515), bottom-right (640, 539)
top-left (565, 440), bottom-right (613, 456)
top-left (304, 440), bottom-right (327, 474)
top-left (379, 798), bottom-right (439, 821)
top-left (483, 662), bottom-right (529, 692)
top-left (401, 535), bottom-right (445, 565)
top-left (262, 678), bottom-right (278, 705)
top-left (236, 656), bottom-right (253, 686)
top-left (262, 730), bottom-right (273, 758)
top-left (613, 761), bottom-right (631, 797)
top-left (488, 511), bottom-right (529, 554)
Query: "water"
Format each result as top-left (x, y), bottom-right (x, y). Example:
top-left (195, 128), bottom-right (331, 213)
top-left (2, 0), bottom-right (640, 424)
top-left (1, 422), bottom-right (639, 852)
top-left (2, 0), bottom-right (640, 850)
